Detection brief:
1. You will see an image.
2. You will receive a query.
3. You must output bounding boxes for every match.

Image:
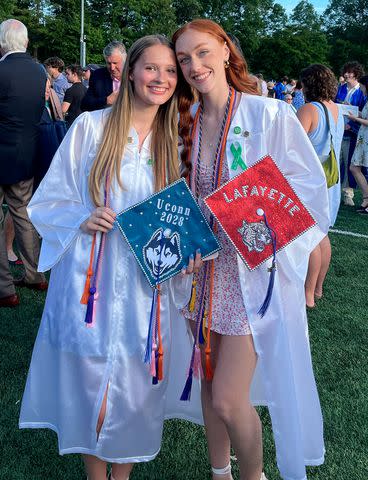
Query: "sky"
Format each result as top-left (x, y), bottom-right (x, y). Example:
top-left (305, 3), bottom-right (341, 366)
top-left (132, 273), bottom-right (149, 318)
top-left (278, 0), bottom-right (329, 14)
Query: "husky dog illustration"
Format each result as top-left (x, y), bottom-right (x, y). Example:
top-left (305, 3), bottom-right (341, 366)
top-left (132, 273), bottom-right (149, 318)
top-left (237, 219), bottom-right (272, 253)
top-left (143, 228), bottom-right (182, 279)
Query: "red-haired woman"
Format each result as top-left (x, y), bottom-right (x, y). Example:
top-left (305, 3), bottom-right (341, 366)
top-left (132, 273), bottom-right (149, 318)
top-left (173, 19), bottom-right (330, 480)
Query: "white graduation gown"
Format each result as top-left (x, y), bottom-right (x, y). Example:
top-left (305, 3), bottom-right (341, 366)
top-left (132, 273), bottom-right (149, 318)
top-left (19, 110), bottom-right (202, 462)
top-left (226, 95), bottom-right (329, 480)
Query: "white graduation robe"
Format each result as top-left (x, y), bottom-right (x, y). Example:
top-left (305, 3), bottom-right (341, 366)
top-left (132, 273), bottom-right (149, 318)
top-left (19, 110), bottom-right (203, 462)
top-left (225, 95), bottom-right (329, 480)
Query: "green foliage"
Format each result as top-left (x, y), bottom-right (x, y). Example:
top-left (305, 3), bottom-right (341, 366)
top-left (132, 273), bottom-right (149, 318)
top-left (0, 0), bottom-right (17, 19)
top-left (252, 1), bottom-right (328, 78)
top-left (108, 0), bottom-right (177, 47)
top-left (289, 0), bottom-right (322, 30)
top-left (172, 0), bottom-right (204, 26)
top-left (324, 0), bottom-right (368, 73)
top-left (261, 2), bottom-right (288, 36)
top-left (0, 0), bottom-right (367, 80)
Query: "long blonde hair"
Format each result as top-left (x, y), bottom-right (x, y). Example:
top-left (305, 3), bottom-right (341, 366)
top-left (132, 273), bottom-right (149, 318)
top-left (89, 35), bottom-right (180, 206)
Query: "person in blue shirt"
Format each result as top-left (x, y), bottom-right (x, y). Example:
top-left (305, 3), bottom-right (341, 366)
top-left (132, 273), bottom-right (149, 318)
top-left (292, 80), bottom-right (305, 111)
top-left (44, 56), bottom-right (70, 104)
top-left (335, 61), bottom-right (367, 206)
top-left (274, 76), bottom-right (288, 100)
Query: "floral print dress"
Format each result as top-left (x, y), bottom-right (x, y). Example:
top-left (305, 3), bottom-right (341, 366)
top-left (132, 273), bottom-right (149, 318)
top-left (182, 158), bottom-right (251, 336)
top-left (351, 102), bottom-right (368, 167)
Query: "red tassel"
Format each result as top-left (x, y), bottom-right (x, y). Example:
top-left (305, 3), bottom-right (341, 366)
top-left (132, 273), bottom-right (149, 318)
top-left (80, 234), bottom-right (96, 304)
top-left (157, 351), bottom-right (163, 381)
top-left (205, 348), bottom-right (214, 381)
top-left (156, 285), bottom-right (164, 381)
top-left (204, 261), bottom-right (215, 381)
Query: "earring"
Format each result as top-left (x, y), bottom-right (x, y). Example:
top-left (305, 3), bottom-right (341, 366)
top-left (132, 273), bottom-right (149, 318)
top-left (224, 60), bottom-right (230, 69)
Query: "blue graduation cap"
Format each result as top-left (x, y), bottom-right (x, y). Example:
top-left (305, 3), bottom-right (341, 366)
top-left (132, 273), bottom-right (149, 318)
top-left (116, 178), bottom-right (221, 287)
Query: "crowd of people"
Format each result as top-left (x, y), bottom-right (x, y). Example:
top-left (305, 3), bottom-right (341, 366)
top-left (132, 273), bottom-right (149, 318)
top-left (0, 15), bottom-right (367, 480)
top-left (258, 67), bottom-right (368, 212)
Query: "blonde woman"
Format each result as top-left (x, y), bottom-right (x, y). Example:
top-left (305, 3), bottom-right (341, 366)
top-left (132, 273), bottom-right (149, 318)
top-left (19, 35), bottom-right (201, 480)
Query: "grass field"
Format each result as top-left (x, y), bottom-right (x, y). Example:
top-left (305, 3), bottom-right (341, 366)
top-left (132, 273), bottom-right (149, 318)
top-left (0, 200), bottom-right (367, 480)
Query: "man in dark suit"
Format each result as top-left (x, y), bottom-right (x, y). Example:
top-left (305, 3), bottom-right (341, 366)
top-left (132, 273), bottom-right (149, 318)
top-left (0, 18), bottom-right (48, 307)
top-left (81, 40), bottom-right (126, 112)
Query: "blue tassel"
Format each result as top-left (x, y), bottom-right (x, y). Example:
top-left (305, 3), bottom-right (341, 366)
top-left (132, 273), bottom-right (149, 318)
top-left (152, 351), bottom-right (159, 385)
top-left (144, 289), bottom-right (157, 364)
top-left (258, 214), bottom-right (277, 318)
top-left (258, 260), bottom-right (276, 317)
top-left (198, 314), bottom-right (206, 344)
top-left (85, 286), bottom-right (96, 324)
top-left (180, 368), bottom-right (193, 401)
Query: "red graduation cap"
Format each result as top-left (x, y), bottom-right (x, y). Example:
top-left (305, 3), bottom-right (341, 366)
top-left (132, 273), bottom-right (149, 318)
top-left (204, 155), bottom-right (316, 315)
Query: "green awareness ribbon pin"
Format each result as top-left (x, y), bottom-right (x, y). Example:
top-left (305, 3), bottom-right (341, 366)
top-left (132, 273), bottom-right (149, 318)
top-left (147, 158), bottom-right (153, 165)
top-left (230, 142), bottom-right (247, 171)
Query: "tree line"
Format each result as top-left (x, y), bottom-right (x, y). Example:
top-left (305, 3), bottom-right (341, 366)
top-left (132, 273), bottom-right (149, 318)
top-left (0, 0), bottom-right (367, 79)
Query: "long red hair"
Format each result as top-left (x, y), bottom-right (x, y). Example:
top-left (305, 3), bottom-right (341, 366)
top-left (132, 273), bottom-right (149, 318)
top-left (172, 19), bottom-right (258, 175)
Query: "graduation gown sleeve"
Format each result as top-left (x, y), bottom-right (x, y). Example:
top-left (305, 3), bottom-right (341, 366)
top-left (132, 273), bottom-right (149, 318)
top-left (28, 112), bottom-right (99, 271)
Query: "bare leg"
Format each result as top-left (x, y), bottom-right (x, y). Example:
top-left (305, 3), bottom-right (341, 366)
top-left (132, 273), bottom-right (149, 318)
top-left (111, 463), bottom-right (133, 480)
top-left (202, 335), bottom-right (233, 480)
top-left (350, 165), bottom-right (368, 204)
top-left (83, 389), bottom-right (133, 480)
top-left (188, 322), bottom-right (232, 480)
top-left (4, 212), bottom-right (18, 262)
top-left (340, 137), bottom-right (355, 205)
top-left (83, 455), bottom-right (107, 480)
top-left (211, 335), bottom-right (262, 480)
top-left (305, 245), bottom-right (321, 307)
top-left (315, 236), bottom-right (331, 298)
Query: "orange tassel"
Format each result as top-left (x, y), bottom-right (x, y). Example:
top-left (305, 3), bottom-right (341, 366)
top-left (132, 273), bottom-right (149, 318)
top-left (156, 285), bottom-right (164, 381)
top-left (157, 351), bottom-right (163, 381)
top-left (205, 260), bottom-right (215, 381)
top-left (80, 234), bottom-right (96, 304)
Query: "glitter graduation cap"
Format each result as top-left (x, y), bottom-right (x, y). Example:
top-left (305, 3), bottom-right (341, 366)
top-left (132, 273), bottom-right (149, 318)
top-left (204, 155), bottom-right (317, 316)
top-left (115, 178), bottom-right (220, 288)
top-left (115, 178), bottom-right (221, 384)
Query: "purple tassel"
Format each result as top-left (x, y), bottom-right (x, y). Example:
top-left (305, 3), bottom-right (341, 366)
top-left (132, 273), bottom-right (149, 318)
top-left (258, 260), bottom-right (276, 317)
top-left (198, 315), bottom-right (206, 344)
top-left (197, 262), bottom-right (209, 345)
top-left (258, 213), bottom-right (277, 318)
top-left (152, 352), bottom-right (159, 385)
top-left (85, 286), bottom-right (96, 324)
top-left (180, 367), bottom-right (193, 401)
top-left (144, 289), bottom-right (157, 364)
